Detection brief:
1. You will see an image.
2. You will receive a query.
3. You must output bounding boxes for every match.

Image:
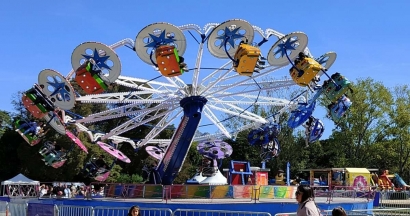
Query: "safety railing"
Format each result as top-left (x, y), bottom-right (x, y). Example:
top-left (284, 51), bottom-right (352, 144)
top-left (378, 191), bottom-right (410, 208)
top-left (0, 201), bottom-right (7, 216)
top-left (274, 208), bottom-right (410, 216)
top-left (56, 205), bottom-right (93, 216)
top-left (93, 207), bottom-right (172, 216)
top-left (6, 201), bottom-right (410, 216)
top-left (8, 202), bottom-right (28, 216)
top-left (351, 208), bottom-right (410, 215)
top-left (0, 201), bottom-right (30, 216)
top-left (172, 209), bottom-right (272, 216)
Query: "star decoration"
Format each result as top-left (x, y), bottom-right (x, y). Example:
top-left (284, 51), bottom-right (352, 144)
top-left (274, 37), bottom-right (298, 58)
top-left (216, 26), bottom-right (244, 49)
top-left (47, 76), bottom-right (71, 102)
top-left (144, 30), bottom-right (176, 48)
top-left (82, 49), bottom-right (111, 70)
top-left (316, 56), bottom-right (329, 65)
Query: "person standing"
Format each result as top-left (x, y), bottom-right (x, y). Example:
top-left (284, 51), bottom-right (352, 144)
top-left (295, 185), bottom-right (321, 216)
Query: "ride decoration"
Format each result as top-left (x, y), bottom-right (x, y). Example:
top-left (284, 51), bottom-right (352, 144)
top-left (145, 146), bottom-right (165, 160)
top-left (197, 140), bottom-right (233, 176)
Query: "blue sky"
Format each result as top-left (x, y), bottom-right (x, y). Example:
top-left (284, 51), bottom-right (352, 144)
top-left (1, 1), bottom-right (409, 139)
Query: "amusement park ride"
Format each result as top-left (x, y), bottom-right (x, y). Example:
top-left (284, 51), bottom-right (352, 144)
top-left (15, 19), bottom-right (353, 185)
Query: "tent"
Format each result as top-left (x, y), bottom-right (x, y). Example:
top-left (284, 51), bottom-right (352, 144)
top-left (1, 174), bottom-right (40, 197)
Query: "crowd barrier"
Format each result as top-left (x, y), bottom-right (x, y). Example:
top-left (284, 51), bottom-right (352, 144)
top-left (95, 184), bottom-right (375, 201)
top-left (4, 201), bottom-right (409, 216)
top-left (274, 208), bottom-right (410, 216)
top-left (172, 209), bottom-right (271, 216)
top-left (0, 203), bottom-right (272, 216)
top-left (377, 191), bottom-right (410, 208)
top-left (0, 201), bottom-right (7, 216)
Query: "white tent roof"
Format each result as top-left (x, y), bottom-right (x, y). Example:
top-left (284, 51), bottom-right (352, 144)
top-left (1, 173), bottom-right (40, 185)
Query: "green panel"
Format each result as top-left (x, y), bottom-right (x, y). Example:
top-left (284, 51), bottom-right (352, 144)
top-left (92, 74), bottom-right (108, 90)
top-left (324, 74), bottom-right (351, 102)
top-left (25, 93), bottom-right (48, 113)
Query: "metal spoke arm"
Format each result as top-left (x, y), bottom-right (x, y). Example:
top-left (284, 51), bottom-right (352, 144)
top-left (209, 85), bottom-right (291, 103)
top-left (199, 61), bottom-right (232, 84)
top-left (64, 115), bottom-right (138, 148)
top-left (203, 66), bottom-right (285, 97)
top-left (73, 102), bottom-right (177, 124)
top-left (265, 29), bottom-right (285, 39)
top-left (178, 24), bottom-right (203, 35)
top-left (76, 93), bottom-right (178, 104)
top-left (101, 108), bottom-right (174, 140)
top-left (220, 102), bottom-right (268, 122)
top-left (191, 42), bottom-right (204, 96)
top-left (214, 79), bottom-right (294, 89)
top-left (203, 106), bottom-right (232, 139)
top-left (114, 79), bottom-right (168, 95)
top-left (199, 67), bottom-right (234, 95)
top-left (207, 103), bottom-right (267, 124)
top-left (116, 75), bottom-right (176, 88)
top-left (136, 110), bottom-right (183, 148)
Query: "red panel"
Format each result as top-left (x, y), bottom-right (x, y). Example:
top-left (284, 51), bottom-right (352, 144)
top-left (22, 95), bottom-right (46, 119)
top-left (170, 185), bottom-right (185, 199)
top-left (155, 45), bottom-right (182, 77)
top-left (75, 67), bottom-right (105, 94)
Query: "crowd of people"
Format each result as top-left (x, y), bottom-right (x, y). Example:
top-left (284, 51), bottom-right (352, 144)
top-left (39, 183), bottom-right (104, 198)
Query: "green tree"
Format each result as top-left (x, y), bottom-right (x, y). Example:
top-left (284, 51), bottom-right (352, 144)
top-left (0, 110), bottom-right (12, 138)
top-left (324, 78), bottom-right (393, 167)
top-left (386, 85), bottom-right (410, 176)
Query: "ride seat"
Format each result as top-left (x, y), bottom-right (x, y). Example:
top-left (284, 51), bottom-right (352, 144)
top-left (234, 44), bottom-right (261, 76)
top-left (290, 57), bottom-right (322, 87)
top-left (75, 62), bottom-right (108, 94)
top-left (155, 45), bottom-right (183, 77)
top-left (323, 73), bottom-right (352, 102)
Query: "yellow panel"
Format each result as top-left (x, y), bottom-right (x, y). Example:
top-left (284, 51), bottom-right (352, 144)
top-left (234, 44), bottom-right (261, 76)
top-left (211, 185), bottom-right (230, 199)
top-left (290, 57), bottom-right (322, 87)
top-left (345, 168), bottom-right (370, 174)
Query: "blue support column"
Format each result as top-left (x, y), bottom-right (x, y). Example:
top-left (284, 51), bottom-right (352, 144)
top-left (156, 96), bottom-right (207, 185)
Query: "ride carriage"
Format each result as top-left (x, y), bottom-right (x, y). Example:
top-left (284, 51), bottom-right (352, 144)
top-left (14, 119), bottom-right (44, 146)
top-left (248, 123), bottom-right (281, 160)
top-left (82, 156), bottom-right (114, 182)
top-left (155, 45), bottom-right (188, 77)
top-left (233, 42), bottom-right (265, 76)
top-left (38, 141), bottom-right (68, 168)
top-left (75, 60), bottom-right (109, 94)
top-left (322, 73), bottom-right (353, 123)
top-left (260, 138), bottom-right (280, 161)
top-left (322, 72), bottom-right (353, 102)
top-left (328, 95), bottom-right (353, 123)
top-left (289, 52), bottom-right (324, 87)
top-left (303, 116), bottom-right (325, 145)
top-left (22, 84), bottom-right (55, 119)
